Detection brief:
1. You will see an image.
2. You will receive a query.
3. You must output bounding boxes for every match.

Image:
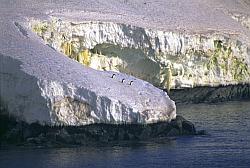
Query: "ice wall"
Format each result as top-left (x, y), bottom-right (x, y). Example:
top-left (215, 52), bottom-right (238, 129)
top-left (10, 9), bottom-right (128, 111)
top-left (0, 21), bottom-right (176, 126)
top-left (31, 19), bottom-right (250, 89)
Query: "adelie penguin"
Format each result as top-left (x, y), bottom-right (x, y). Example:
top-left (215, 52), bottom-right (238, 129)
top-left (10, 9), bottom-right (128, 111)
top-left (121, 79), bottom-right (125, 83)
top-left (129, 81), bottom-right (133, 85)
top-left (111, 74), bottom-right (116, 78)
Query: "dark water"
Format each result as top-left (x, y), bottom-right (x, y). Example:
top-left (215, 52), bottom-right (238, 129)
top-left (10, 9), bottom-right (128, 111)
top-left (0, 101), bottom-right (250, 168)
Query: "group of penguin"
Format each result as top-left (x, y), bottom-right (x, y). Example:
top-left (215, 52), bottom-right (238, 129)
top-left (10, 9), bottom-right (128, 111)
top-left (111, 74), bottom-right (134, 85)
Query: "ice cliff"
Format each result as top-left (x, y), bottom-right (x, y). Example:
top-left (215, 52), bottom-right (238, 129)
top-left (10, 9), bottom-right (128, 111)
top-left (1, 0), bottom-right (250, 126)
top-left (30, 18), bottom-right (250, 89)
top-left (0, 21), bottom-right (176, 126)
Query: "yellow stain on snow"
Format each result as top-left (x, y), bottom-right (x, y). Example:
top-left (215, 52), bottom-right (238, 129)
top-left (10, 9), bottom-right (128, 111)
top-left (78, 49), bottom-right (90, 66)
top-left (62, 42), bottom-right (72, 56)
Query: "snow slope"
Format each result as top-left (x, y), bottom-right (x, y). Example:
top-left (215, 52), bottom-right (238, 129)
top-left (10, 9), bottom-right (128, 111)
top-left (1, 0), bottom-right (250, 125)
top-left (0, 3), bottom-right (177, 125)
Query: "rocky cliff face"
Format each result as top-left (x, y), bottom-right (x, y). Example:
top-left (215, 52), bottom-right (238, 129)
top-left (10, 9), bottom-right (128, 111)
top-left (30, 18), bottom-right (250, 89)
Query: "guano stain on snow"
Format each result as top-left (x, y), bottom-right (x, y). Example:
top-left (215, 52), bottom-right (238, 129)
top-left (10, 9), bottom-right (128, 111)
top-left (30, 18), bottom-right (250, 89)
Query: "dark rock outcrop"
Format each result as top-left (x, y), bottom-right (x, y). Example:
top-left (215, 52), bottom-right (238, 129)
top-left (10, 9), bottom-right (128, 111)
top-left (168, 84), bottom-right (250, 104)
top-left (0, 113), bottom-right (201, 147)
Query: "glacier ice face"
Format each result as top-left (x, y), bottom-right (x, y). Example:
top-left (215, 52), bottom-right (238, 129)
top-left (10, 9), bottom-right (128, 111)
top-left (0, 21), bottom-right (176, 126)
top-left (1, 0), bottom-right (250, 126)
top-left (30, 19), bottom-right (250, 89)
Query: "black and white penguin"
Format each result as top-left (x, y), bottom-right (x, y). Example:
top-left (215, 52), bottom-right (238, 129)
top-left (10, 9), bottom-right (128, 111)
top-left (121, 79), bottom-right (125, 83)
top-left (129, 81), bottom-right (133, 85)
top-left (111, 74), bottom-right (116, 78)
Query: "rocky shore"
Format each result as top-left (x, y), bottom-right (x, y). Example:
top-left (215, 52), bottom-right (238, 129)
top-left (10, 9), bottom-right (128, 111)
top-left (168, 84), bottom-right (250, 104)
top-left (0, 111), bottom-right (202, 147)
top-left (3, 0), bottom-right (250, 149)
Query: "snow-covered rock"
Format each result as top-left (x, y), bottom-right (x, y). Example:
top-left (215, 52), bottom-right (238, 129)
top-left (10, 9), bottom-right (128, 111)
top-left (0, 21), bottom-right (176, 126)
top-left (1, 0), bottom-right (250, 126)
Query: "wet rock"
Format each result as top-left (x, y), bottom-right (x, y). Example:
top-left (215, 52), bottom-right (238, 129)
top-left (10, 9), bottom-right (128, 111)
top-left (0, 114), bottom-right (200, 147)
top-left (138, 126), bottom-right (152, 139)
top-left (169, 84), bottom-right (250, 104)
top-left (167, 128), bottom-right (180, 136)
top-left (26, 135), bottom-right (45, 145)
top-left (168, 115), bottom-right (197, 135)
top-left (170, 116), bottom-right (185, 134)
top-left (182, 120), bottom-right (196, 135)
top-left (55, 128), bottom-right (73, 144)
top-left (5, 128), bottom-right (21, 143)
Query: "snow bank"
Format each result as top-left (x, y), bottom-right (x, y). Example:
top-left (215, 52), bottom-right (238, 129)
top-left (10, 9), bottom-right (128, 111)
top-left (0, 21), bottom-right (176, 126)
top-left (1, 0), bottom-right (250, 126)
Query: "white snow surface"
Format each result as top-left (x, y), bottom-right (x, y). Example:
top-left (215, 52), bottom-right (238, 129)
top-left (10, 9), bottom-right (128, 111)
top-left (1, 0), bottom-right (250, 125)
top-left (0, 21), bottom-right (176, 125)
top-left (0, 1), bottom-right (178, 125)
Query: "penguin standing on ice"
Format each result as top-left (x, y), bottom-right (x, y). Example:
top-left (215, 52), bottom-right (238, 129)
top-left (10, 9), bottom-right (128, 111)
top-left (111, 74), bottom-right (116, 78)
top-left (162, 62), bottom-right (173, 93)
top-left (129, 81), bottom-right (133, 85)
top-left (121, 79), bottom-right (125, 83)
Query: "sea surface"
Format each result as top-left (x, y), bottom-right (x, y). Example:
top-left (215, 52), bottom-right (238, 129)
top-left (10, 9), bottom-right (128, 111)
top-left (0, 101), bottom-right (250, 168)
